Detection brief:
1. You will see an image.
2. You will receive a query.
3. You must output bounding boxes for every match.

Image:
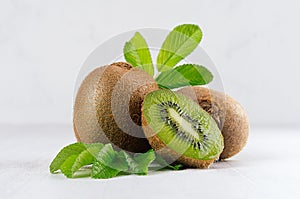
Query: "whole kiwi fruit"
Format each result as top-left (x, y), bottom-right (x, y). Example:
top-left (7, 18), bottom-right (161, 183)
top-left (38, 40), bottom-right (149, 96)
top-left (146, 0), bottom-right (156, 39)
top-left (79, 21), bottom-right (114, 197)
top-left (178, 86), bottom-right (249, 159)
top-left (142, 89), bottom-right (224, 168)
top-left (73, 62), bottom-right (158, 153)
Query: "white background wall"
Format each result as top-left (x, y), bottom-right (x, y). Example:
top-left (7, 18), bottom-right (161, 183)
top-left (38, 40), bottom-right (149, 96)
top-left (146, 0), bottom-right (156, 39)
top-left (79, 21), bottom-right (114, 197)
top-left (0, 0), bottom-right (299, 127)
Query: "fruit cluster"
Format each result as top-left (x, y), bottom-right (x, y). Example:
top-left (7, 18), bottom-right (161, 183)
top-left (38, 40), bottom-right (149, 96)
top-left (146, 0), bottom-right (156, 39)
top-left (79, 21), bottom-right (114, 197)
top-left (72, 24), bottom-right (249, 170)
top-left (73, 62), bottom-right (249, 169)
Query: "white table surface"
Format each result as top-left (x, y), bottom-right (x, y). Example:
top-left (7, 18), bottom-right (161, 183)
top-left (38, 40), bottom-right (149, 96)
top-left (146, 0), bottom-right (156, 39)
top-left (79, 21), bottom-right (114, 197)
top-left (0, 124), bottom-right (299, 199)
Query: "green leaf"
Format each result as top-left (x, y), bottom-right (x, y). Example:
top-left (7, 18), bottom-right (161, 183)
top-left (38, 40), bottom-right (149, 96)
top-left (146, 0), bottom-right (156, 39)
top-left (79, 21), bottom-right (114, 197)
top-left (155, 64), bottom-right (213, 89)
top-left (50, 143), bottom-right (183, 179)
top-left (91, 144), bottom-right (121, 179)
top-left (112, 149), bottom-right (155, 175)
top-left (49, 143), bottom-right (86, 173)
top-left (131, 149), bottom-right (156, 175)
top-left (154, 154), bottom-right (184, 170)
top-left (124, 32), bottom-right (154, 76)
top-left (171, 164), bottom-right (184, 170)
top-left (92, 146), bottom-right (153, 179)
top-left (94, 144), bottom-right (116, 162)
top-left (114, 151), bottom-right (131, 171)
top-left (116, 150), bottom-right (136, 173)
top-left (60, 155), bottom-right (78, 178)
top-left (59, 145), bottom-right (104, 178)
top-left (91, 151), bottom-right (130, 179)
top-left (91, 161), bottom-right (120, 179)
top-left (157, 24), bottom-right (202, 72)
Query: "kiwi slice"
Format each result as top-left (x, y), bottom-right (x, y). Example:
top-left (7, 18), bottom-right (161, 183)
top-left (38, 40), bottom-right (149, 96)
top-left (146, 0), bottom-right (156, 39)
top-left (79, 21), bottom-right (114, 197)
top-left (178, 86), bottom-right (249, 160)
top-left (73, 62), bottom-right (158, 153)
top-left (142, 89), bottom-right (224, 168)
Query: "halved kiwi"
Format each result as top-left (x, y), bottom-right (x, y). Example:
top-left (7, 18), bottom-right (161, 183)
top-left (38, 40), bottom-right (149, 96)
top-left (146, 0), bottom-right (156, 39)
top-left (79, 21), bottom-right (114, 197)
top-left (142, 89), bottom-right (224, 168)
top-left (73, 62), bottom-right (158, 153)
top-left (178, 86), bottom-right (249, 160)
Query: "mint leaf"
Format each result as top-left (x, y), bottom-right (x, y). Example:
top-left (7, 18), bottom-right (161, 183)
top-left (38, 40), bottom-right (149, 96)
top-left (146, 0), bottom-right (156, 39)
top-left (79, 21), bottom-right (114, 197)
top-left (91, 161), bottom-right (120, 179)
top-left (112, 149), bottom-right (155, 175)
top-left (50, 143), bottom-right (104, 177)
top-left (59, 155), bottom-right (78, 178)
top-left (94, 144), bottom-right (116, 164)
top-left (59, 144), bottom-right (104, 178)
top-left (116, 150), bottom-right (136, 173)
top-left (154, 154), bottom-right (183, 170)
top-left (91, 144), bottom-right (122, 179)
top-left (155, 64), bottom-right (213, 89)
top-left (98, 146), bottom-right (129, 172)
top-left (171, 164), bottom-right (184, 170)
top-left (131, 149), bottom-right (156, 175)
top-left (49, 143), bottom-right (86, 173)
top-left (124, 32), bottom-right (154, 76)
top-left (50, 143), bottom-right (182, 179)
top-left (91, 147), bottom-right (155, 178)
top-left (114, 151), bottom-right (131, 171)
top-left (157, 24), bottom-right (202, 72)
top-left (91, 150), bottom-right (130, 179)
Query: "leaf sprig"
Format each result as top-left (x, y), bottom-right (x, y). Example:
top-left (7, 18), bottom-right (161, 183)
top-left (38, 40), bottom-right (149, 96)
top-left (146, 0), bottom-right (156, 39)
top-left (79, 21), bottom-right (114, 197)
top-left (123, 24), bottom-right (213, 89)
top-left (49, 24), bottom-right (209, 180)
top-left (50, 143), bottom-right (182, 179)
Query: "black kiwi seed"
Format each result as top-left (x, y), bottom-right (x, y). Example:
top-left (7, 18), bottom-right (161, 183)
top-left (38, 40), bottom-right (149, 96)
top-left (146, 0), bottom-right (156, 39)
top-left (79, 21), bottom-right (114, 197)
top-left (156, 100), bottom-right (209, 151)
top-left (178, 86), bottom-right (249, 160)
top-left (142, 89), bottom-right (224, 168)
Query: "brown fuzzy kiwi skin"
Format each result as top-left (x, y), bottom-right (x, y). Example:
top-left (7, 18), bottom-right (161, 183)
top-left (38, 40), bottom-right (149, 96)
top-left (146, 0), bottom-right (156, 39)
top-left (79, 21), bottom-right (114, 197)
top-left (178, 86), bottom-right (249, 160)
top-left (141, 98), bottom-right (216, 169)
top-left (73, 62), bottom-right (158, 153)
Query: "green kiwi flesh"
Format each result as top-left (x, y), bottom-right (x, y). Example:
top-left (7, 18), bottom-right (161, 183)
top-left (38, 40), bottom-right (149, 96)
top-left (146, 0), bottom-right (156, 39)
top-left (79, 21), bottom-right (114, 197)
top-left (142, 89), bottom-right (224, 168)
top-left (178, 87), bottom-right (249, 160)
